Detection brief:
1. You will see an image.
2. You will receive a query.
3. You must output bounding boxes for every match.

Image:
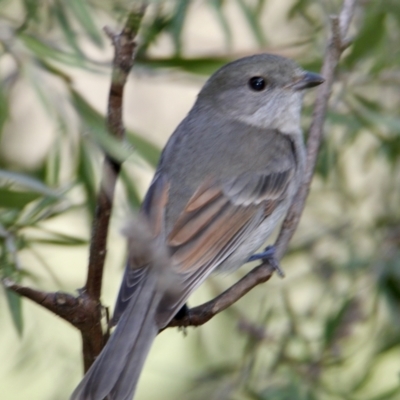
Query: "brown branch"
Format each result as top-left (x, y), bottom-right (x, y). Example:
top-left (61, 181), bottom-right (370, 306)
top-left (2, 278), bottom-right (98, 330)
top-left (167, 0), bottom-right (358, 329)
top-left (166, 263), bottom-right (275, 328)
top-left (3, 5), bottom-right (147, 373)
top-left (274, 0), bottom-right (357, 259)
top-left (81, 4), bottom-right (146, 372)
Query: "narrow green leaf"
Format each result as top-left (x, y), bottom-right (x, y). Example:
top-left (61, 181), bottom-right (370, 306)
top-left (66, 0), bottom-right (103, 47)
top-left (53, 0), bottom-right (84, 56)
top-left (236, 0), bottom-right (266, 46)
top-left (126, 130), bottom-right (160, 168)
top-left (169, 0), bottom-right (191, 55)
top-left (120, 168), bottom-right (142, 210)
top-left (0, 170), bottom-right (59, 197)
top-left (344, 11), bottom-right (386, 67)
top-left (137, 56), bottom-right (231, 75)
top-left (209, 0), bottom-right (233, 48)
top-left (30, 229), bottom-right (88, 246)
top-left (137, 14), bottom-right (170, 57)
top-left (4, 287), bottom-right (23, 336)
top-left (19, 33), bottom-right (86, 67)
top-left (323, 298), bottom-right (353, 348)
top-left (0, 188), bottom-right (41, 209)
top-left (0, 84), bottom-right (9, 138)
top-left (69, 89), bottom-right (131, 161)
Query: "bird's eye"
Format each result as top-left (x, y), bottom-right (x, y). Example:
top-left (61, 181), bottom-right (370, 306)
top-left (248, 76), bottom-right (266, 91)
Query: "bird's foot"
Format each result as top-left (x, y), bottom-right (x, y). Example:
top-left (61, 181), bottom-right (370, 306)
top-left (247, 245), bottom-right (285, 278)
top-left (174, 303), bottom-right (190, 320)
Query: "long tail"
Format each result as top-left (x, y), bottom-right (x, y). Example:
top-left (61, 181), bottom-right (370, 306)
top-left (71, 271), bottom-right (161, 400)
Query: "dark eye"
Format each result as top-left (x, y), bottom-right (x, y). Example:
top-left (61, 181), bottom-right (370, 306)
top-left (248, 76), bottom-right (266, 91)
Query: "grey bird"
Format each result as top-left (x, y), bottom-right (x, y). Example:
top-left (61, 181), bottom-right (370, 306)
top-left (71, 53), bottom-right (324, 400)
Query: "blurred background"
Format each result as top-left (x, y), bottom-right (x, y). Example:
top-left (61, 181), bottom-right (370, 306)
top-left (1, 0), bottom-right (400, 399)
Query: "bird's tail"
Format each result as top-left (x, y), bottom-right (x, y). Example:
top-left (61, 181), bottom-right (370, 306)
top-left (70, 269), bottom-right (162, 400)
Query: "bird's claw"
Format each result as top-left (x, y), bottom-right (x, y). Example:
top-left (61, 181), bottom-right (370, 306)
top-left (247, 245), bottom-right (285, 278)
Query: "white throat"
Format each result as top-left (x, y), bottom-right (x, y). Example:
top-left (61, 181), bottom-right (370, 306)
top-left (236, 90), bottom-right (303, 135)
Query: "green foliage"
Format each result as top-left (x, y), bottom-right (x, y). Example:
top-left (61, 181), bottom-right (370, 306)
top-left (0, 1), bottom-right (400, 399)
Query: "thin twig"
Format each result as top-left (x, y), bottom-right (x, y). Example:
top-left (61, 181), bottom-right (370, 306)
top-left (167, 0), bottom-right (358, 329)
top-left (275, 0), bottom-right (357, 259)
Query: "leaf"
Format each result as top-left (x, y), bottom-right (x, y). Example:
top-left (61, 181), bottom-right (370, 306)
top-left (0, 83), bottom-right (9, 138)
top-left (53, 0), bottom-right (84, 56)
top-left (323, 298), bottom-right (353, 348)
top-left (137, 56), bottom-right (231, 75)
top-left (344, 10), bottom-right (386, 67)
top-left (0, 170), bottom-right (59, 197)
top-left (66, 0), bottom-right (103, 47)
top-left (0, 188), bottom-right (41, 209)
top-left (4, 287), bottom-right (23, 336)
top-left (126, 130), bottom-right (160, 168)
top-left (209, 0), bottom-right (233, 48)
top-left (137, 14), bottom-right (170, 58)
top-left (236, 0), bottom-right (267, 46)
top-left (69, 89), bottom-right (131, 162)
top-left (120, 168), bottom-right (141, 210)
top-left (168, 0), bottom-right (191, 55)
top-left (2, 261), bottom-right (23, 336)
top-left (30, 230), bottom-right (88, 246)
top-left (19, 33), bottom-right (87, 67)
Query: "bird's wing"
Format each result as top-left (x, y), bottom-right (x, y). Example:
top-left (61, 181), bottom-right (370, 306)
top-left (113, 166), bottom-right (294, 327)
top-left (155, 168), bottom-right (294, 326)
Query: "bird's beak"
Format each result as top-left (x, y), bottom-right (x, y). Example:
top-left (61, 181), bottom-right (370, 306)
top-left (291, 71), bottom-right (325, 90)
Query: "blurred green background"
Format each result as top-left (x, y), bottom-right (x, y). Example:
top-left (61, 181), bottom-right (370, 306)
top-left (1, 0), bottom-right (400, 399)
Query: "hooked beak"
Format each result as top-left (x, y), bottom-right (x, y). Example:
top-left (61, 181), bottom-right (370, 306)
top-left (292, 71), bottom-right (325, 90)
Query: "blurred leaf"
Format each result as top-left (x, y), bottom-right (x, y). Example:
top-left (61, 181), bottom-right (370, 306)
top-left (0, 170), bottom-right (59, 197)
top-left (126, 130), bottom-right (160, 168)
top-left (315, 140), bottom-right (336, 180)
top-left (0, 188), bottom-right (41, 209)
top-left (236, 0), bottom-right (267, 46)
top-left (66, 0), bottom-right (103, 47)
top-left (323, 298), bottom-right (353, 349)
top-left (4, 287), bottom-right (23, 336)
top-left (120, 168), bottom-right (141, 209)
top-left (366, 387), bottom-right (400, 400)
top-left (344, 10), bottom-right (386, 67)
top-left (69, 89), bottom-right (131, 161)
top-left (209, 0), bottom-right (232, 48)
top-left (30, 230), bottom-right (87, 246)
top-left (138, 56), bottom-right (231, 75)
top-left (169, 0), bottom-right (191, 55)
top-left (2, 260), bottom-right (23, 335)
top-left (137, 13), bottom-right (170, 57)
top-left (53, 1), bottom-right (84, 56)
top-left (19, 33), bottom-right (86, 67)
top-left (0, 84), bottom-right (9, 138)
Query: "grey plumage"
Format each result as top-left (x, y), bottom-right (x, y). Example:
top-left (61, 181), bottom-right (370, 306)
top-left (71, 53), bottom-right (323, 400)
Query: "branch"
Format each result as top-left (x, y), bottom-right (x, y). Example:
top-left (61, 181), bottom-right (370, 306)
top-left (4, 5), bottom-right (147, 372)
top-left (167, 263), bottom-right (275, 328)
top-left (167, 0), bottom-right (358, 329)
top-left (2, 278), bottom-right (98, 331)
top-left (82, 4), bottom-right (146, 371)
top-left (274, 0), bottom-right (357, 258)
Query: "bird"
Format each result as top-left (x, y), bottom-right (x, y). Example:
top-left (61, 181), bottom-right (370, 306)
top-left (71, 53), bottom-right (324, 400)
